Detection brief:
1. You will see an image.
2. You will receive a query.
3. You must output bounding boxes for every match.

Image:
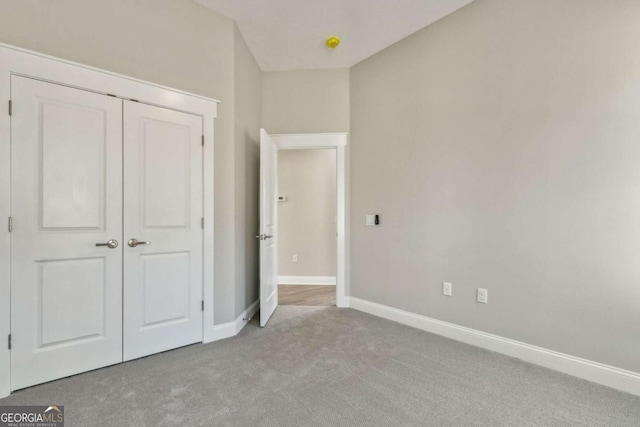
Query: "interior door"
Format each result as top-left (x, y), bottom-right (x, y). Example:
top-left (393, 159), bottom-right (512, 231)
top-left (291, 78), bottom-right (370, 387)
top-left (10, 76), bottom-right (123, 390)
top-left (259, 129), bottom-right (279, 327)
top-left (123, 101), bottom-right (204, 361)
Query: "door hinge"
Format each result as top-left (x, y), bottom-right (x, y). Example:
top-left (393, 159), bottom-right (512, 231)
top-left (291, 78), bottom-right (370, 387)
top-left (201, 217), bottom-right (204, 229)
top-left (8, 100), bottom-right (12, 116)
top-left (8, 217), bottom-right (12, 232)
top-left (202, 135), bottom-right (204, 147)
top-left (201, 300), bottom-right (204, 311)
top-left (7, 334), bottom-right (11, 350)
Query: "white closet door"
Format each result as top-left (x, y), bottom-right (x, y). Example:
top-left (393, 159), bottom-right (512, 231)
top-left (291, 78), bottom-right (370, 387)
top-left (10, 76), bottom-right (123, 391)
top-left (123, 101), bottom-right (203, 361)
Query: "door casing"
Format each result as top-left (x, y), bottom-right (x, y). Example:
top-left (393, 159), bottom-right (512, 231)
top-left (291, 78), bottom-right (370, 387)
top-left (0, 42), bottom-right (218, 398)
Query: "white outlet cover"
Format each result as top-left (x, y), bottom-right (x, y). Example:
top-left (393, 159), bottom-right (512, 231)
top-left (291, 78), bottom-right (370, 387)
top-left (292, 254), bottom-right (298, 263)
top-left (443, 282), bottom-right (452, 296)
top-left (477, 288), bottom-right (488, 304)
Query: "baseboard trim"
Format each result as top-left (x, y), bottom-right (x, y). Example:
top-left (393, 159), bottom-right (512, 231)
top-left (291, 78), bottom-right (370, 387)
top-left (234, 299), bottom-right (260, 335)
top-left (208, 299), bottom-right (259, 342)
top-left (347, 297), bottom-right (640, 396)
top-left (278, 276), bottom-right (336, 285)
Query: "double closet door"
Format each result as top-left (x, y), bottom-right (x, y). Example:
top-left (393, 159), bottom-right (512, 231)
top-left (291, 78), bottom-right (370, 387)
top-left (10, 76), bottom-right (204, 391)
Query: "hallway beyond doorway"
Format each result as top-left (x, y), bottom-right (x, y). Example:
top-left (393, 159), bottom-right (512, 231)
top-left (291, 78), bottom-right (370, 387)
top-left (278, 285), bottom-right (335, 306)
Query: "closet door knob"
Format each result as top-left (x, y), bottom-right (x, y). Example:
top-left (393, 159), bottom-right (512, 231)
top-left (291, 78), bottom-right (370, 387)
top-left (96, 239), bottom-right (119, 249)
top-left (128, 239), bottom-right (150, 247)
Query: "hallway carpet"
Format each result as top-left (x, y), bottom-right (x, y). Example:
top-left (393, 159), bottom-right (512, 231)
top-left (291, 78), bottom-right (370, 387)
top-left (1, 306), bottom-right (639, 426)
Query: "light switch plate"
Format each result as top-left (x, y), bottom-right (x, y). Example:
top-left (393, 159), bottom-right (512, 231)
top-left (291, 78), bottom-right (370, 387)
top-left (366, 215), bottom-right (375, 226)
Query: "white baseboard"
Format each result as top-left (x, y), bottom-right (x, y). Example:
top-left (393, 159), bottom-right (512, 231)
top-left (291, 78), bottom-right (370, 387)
top-left (347, 297), bottom-right (640, 397)
top-left (208, 299), bottom-right (259, 342)
top-left (278, 276), bottom-right (336, 285)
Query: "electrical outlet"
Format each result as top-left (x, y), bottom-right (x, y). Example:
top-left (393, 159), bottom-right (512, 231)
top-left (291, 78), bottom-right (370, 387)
top-left (477, 288), bottom-right (488, 304)
top-left (443, 282), bottom-right (452, 296)
top-left (292, 254), bottom-right (298, 263)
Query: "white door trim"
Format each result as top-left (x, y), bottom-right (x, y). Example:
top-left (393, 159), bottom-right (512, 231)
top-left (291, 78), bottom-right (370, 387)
top-left (0, 51), bottom-right (11, 400)
top-left (0, 42), bottom-right (218, 397)
top-left (270, 133), bottom-right (349, 308)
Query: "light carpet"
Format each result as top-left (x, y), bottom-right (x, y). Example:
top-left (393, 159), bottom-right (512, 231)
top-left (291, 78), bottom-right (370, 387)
top-left (1, 306), bottom-right (639, 426)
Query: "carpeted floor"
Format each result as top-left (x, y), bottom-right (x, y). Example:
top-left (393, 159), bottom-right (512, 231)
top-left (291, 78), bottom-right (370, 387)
top-left (1, 306), bottom-right (639, 426)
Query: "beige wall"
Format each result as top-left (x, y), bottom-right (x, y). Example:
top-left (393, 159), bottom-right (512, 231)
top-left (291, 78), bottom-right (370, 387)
top-left (350, 0), bottom-right (640, 372)
top-left (0, 0), bottom-right (256, 324)
top-left (278, 149), bottom-right (337, 277)
top-left (262, 69), bottom-right (350, 134)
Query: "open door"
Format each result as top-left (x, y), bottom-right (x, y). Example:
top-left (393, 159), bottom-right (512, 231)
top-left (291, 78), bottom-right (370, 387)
top-left (259, 129), bottom-right (278, 327)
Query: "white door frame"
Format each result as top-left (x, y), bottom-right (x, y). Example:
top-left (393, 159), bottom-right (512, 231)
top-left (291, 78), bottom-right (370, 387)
top-left (0, 42), bottom-right (218, 398)
top-left (270, 133), bottom-right (349, 308)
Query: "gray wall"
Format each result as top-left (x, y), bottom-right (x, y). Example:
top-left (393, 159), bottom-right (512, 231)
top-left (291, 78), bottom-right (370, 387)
top-left (278, 149), bottom-right (336, 277)
top-left (262, 69), bottom-right (350, 133)
top-left (233, 25), bottom-right (261, 317)
top-left (350, 0), bottom-right (640, 372)
top-left (0, 0), bottom-right (258, 324)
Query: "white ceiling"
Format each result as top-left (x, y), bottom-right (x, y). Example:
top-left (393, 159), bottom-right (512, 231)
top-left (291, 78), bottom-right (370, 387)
top-left (194, 0), bottom-right (475, 71)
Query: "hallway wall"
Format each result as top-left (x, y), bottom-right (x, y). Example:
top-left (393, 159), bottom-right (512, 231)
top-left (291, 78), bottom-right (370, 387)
top-left (278, 149), bottom-right (337, 278)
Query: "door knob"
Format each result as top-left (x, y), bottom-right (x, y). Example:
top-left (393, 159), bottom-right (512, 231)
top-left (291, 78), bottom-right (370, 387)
top-left (96, 239), bottom-right (119, 249)
top-left (128, 239), bottom-right (150, 247)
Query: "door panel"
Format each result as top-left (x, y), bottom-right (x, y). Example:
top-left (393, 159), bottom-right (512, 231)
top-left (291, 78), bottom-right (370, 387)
top-left (259, 129), bottom-right (278, 327)
top-left (142, 121), bottom-right (191, 228)
top-left (39, 98), bottom-right (106, 229)
top-left (123, 101), bottom-right (203, 361)
top-left (38, 257), bottom-right (106, 346)
top-left (141, 252), bottom-right (190, 326)
top-left (10, 76), bottom-right (123, 391)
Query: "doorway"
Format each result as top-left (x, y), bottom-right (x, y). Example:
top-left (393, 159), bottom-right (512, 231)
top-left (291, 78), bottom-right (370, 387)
top-left (277, 149), bottom-right (337, 306)
top-left (258, 131), bottom-right (348, 327)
